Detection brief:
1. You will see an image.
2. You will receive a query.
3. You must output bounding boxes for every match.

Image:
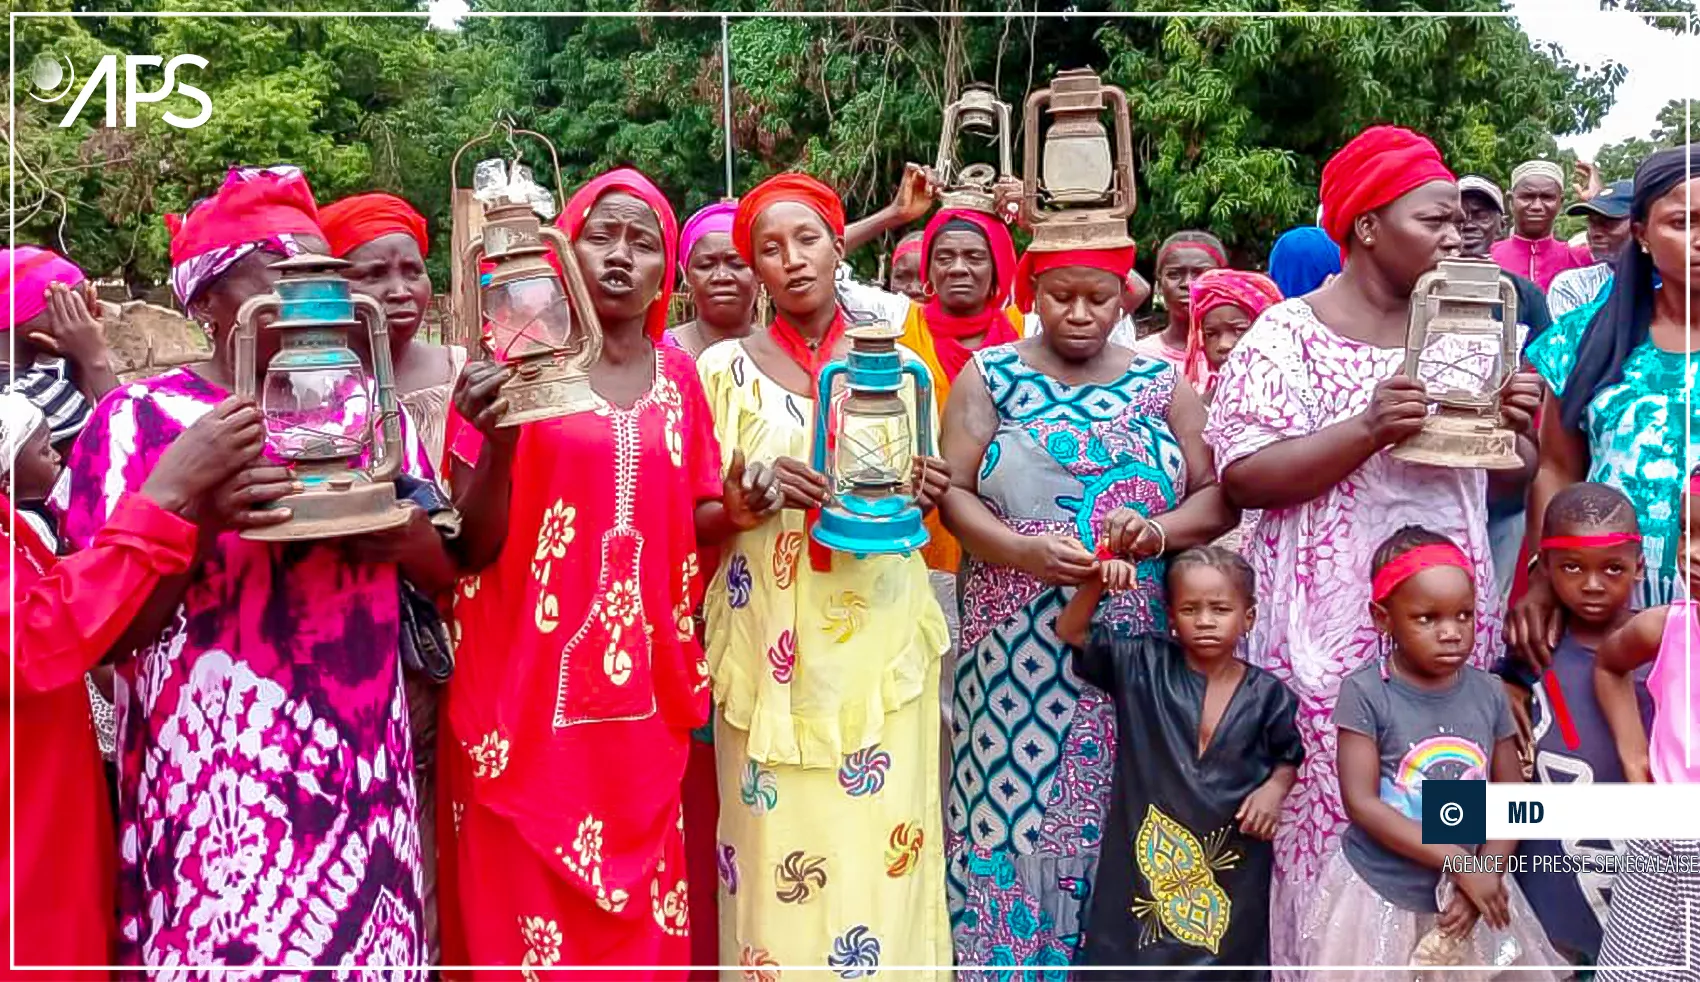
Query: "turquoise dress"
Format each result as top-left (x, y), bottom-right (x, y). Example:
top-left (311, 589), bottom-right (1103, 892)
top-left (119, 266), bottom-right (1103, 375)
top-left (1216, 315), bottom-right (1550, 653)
top-left (1527, 298), bottom-right (1699, 609)
top-left (947, 344), bottom-right (1186, 974)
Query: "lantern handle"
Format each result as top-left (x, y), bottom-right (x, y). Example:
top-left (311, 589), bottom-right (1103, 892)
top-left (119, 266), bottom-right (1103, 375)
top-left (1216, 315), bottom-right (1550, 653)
top-left (901, 356), bottom-right (937, 458)
top-left (540, 225), bottom-right (606, 367)
top-left (460, 235), bottom-right (491, 355)
top-left (231, 292), bottom-right (280, 403)
top-left (811, 362), bottom-right (850, 482)
top-left (352, 293), bottom-right (405, 485)
top-left (449, 115), bottom-right (568, 211)
top-left (1102, 85), bottom-right (1137, 221)
top-left (1019, 83), bottom-right (1048, 231)
top-left (1496, 272), bottom-right (1519, 396)
top-left (1401, 266), bottom-right (1444, 380)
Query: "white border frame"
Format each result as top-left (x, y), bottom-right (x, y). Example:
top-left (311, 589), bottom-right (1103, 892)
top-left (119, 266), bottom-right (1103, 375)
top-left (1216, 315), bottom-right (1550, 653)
top-left (8, 4), bottom-right (1695, 975)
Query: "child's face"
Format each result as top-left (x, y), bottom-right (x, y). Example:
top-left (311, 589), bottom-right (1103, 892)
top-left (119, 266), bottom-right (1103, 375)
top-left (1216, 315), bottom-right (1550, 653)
top-left (1371, 565), bottom-right (1476, 678)
top-left (11, 427), bottom-right (60, 504)
top-left (1199, 305), bottom-right (1251, 370)
top-left (1169, 564), bottom-right (1255, 661)
top-left (1543, 541), bottom-right (1642, 626)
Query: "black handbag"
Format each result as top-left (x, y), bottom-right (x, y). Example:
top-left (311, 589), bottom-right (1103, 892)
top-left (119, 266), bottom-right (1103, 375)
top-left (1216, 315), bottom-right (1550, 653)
top-left (395, 474), bottom-right (457, 684)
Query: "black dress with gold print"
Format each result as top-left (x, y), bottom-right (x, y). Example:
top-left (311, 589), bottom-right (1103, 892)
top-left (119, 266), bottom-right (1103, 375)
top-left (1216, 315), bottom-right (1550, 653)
top-left (1073, 629), bottom-right (1302, 981)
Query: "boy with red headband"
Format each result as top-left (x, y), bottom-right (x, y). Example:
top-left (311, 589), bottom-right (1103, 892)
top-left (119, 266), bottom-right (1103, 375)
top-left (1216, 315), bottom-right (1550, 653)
top-left (1494, 482), bottom-right (1649, 970)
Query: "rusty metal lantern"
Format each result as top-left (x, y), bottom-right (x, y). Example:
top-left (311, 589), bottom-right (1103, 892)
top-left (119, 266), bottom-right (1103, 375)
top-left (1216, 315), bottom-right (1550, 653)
top-left (1021, 68), bottom-right (1137, 250)
top-left (466, 198), bottom-right (603, 426)
top-left (233, 254), bottom-right (411, 541)
top-left (1392, 257), bottom-right (1523, 471)
top-left (934, 84), bottom-right (1013, 213)
top-left (451, 121), bottom-right (603, 427)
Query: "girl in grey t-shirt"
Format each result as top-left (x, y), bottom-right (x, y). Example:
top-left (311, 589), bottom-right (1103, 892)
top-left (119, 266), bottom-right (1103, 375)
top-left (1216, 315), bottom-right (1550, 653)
top-left (1300, 526), bottom-right (1566, 976)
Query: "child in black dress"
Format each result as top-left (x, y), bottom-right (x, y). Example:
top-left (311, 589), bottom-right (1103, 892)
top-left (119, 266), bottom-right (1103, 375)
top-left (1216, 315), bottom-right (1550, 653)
top-left (1057, 545), bottom-right (1301, 981)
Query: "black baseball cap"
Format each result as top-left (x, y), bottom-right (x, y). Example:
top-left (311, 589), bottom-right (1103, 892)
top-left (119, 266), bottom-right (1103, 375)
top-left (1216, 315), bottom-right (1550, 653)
top-left (1567, 179), bottom-right (1633, 219)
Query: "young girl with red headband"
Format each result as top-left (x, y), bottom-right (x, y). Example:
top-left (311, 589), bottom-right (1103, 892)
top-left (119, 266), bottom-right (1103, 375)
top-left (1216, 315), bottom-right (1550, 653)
top-left (1493, 482), bottom-right (1649, 969)
top-left (1303, 526), bottom-right (1564, 976)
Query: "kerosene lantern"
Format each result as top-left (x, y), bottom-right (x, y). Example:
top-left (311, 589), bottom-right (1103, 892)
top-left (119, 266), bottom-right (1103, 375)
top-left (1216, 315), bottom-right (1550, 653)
top-left (1021, 68), bottom-right (1138, 249)
top-left (934, 83), bottom-right (1014, 213)
top-left (1391, 257), bottom-right (1524, 470)
top-left (808, 322), bottom-right (936, 558)
top-left (463, 194), bottom-right (602, 426)
top-left (233, 253), bottom-right (410, 541)
top-left (451, 122), bottom-right (603, 427)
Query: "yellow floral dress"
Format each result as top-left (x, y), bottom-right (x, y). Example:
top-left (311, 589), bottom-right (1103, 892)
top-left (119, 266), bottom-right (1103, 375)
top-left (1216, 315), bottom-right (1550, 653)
top-left (698, 339), bottom-right (952, 979)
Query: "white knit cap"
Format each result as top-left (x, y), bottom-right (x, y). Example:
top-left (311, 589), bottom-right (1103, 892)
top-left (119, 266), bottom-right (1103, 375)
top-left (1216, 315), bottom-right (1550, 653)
top-left (1510, 159), bottom-right (1565, 190)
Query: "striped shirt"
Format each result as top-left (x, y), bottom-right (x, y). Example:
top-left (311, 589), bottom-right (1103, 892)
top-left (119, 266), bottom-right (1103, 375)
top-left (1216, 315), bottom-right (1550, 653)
top-left (7, 358), bottom-right (90, 445)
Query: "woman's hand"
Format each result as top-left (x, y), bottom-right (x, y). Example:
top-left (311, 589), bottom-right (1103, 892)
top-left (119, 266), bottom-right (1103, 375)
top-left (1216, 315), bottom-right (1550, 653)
top-left (140, 398), bottom-right (267, 519)
top-left (889, 163), bottom-right (938, 225)
top-left (1361, 375), bottom-right (1430, 449)
top-left (1454, 870), bottom-right (1510, 931)
top-left (1102, 507), bottom-right (1165, 561)
top-left (1506, 569), bottom-right (1563, 671)
top-left (1019, 533), bottom-right (1098, 586)
top-left (31, 281), bottom-right (113, 372)
top-left (991, 176), bottom-right (1025, 227)
top-left (206, 465), bottom-right (298, 532)
top-left (723, 449), bottom-right (783, 531)
top-left (912, 454), bottom-right (952, 515)
top-left (771, 457), bottom-right (831, 511)
top-left (452, 360), bottom-right (517, 451)
top-left (1498, 373), bottom-right (1544, 437)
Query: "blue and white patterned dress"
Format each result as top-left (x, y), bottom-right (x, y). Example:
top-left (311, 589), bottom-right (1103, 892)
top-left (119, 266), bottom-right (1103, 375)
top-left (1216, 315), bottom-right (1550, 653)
top-left (947, 343), bottom-right (1186, 973)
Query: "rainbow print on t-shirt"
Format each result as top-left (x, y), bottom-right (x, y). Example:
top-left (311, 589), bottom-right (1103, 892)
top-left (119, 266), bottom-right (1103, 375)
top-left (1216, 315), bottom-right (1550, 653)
top-left (1379, 734), bottom-right (1489, 821)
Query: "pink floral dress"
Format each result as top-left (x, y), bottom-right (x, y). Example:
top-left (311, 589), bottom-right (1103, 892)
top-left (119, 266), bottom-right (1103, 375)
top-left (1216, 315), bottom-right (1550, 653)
top-left (1203, 300), bottom-right (1502, 969)
top-left (53, 367), bottom-right (430, 975)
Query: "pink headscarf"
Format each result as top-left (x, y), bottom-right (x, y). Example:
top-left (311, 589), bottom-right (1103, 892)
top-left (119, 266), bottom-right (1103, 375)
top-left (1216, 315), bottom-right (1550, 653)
top-left (166, 165), bottom-right (323, 308)
top-left (559, 167), bottom-right (680, 341)
top-left (1184, 268), bottom-right (1283, 391)
top-left (2, 247), bottom-right (86, 329)
top-left (679, 200), bottom-right (738, 270)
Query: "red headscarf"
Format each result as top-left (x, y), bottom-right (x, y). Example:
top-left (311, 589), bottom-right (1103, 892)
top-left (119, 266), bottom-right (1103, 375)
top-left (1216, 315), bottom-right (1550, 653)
top-left (1183, 268), bottom-right (1283, 391)
top-left (317, 192), bottom-right (430, 259)
top-left (1012, 246), bottom-right (1137, 314)
top-left (920, 208), bottom-right (1020, 379)
top-left (1319, 125), bottom-right (1455, 259)
top-left (732, 172), bottom-right (853, 573)
top-left (731, 172), bottom-right (847, 265)
top-left (891, 237), bottom-right (923, 266)
top-left (166, 167), bottom-right (322, 265)
top-left (558, 167), bottom-right (680, 341)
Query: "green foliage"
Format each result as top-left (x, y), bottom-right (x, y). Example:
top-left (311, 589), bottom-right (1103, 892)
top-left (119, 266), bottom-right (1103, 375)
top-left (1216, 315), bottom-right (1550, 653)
top-left (6, 0), bottom-right (1629, 290)
top-left (1593, 98), bottom-right (1695, 182)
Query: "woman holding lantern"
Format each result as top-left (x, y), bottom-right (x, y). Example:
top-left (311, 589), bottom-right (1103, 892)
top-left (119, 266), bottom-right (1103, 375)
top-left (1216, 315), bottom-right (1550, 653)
top-left (1201, 126), bottom-right (1544, 966)
top-left (440, 167), bottom-right (775, 972)
top-left (936, 219), bottom-right (1236, 971)
top-left (695, 171), bottom-right (954, 975)
top-left (54, 165), bottom-right (450, 971)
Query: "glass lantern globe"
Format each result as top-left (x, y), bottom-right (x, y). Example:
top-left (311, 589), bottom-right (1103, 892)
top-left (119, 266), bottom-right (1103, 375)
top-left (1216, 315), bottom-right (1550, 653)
top-left (833, 389), bottom-right (915, 511)
top-left (260, 351), bottom-right (375, 463)
top-left (485, 271), bottom-right (579, 363)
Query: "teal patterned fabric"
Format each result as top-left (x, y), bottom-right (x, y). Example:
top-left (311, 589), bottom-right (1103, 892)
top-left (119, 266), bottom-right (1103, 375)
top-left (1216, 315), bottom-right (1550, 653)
top-left (1527, 297), bottom-right (1699, 609)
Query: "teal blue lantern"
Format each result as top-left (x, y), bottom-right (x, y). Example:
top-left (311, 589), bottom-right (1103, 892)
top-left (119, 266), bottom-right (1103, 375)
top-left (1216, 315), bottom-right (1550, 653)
top-left (808, 322), bottom-right (935, 558)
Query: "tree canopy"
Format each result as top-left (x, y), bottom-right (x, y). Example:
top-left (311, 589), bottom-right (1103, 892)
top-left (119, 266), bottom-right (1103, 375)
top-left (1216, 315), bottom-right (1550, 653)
top-left (6, 0), bottom-right (1643, 289)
